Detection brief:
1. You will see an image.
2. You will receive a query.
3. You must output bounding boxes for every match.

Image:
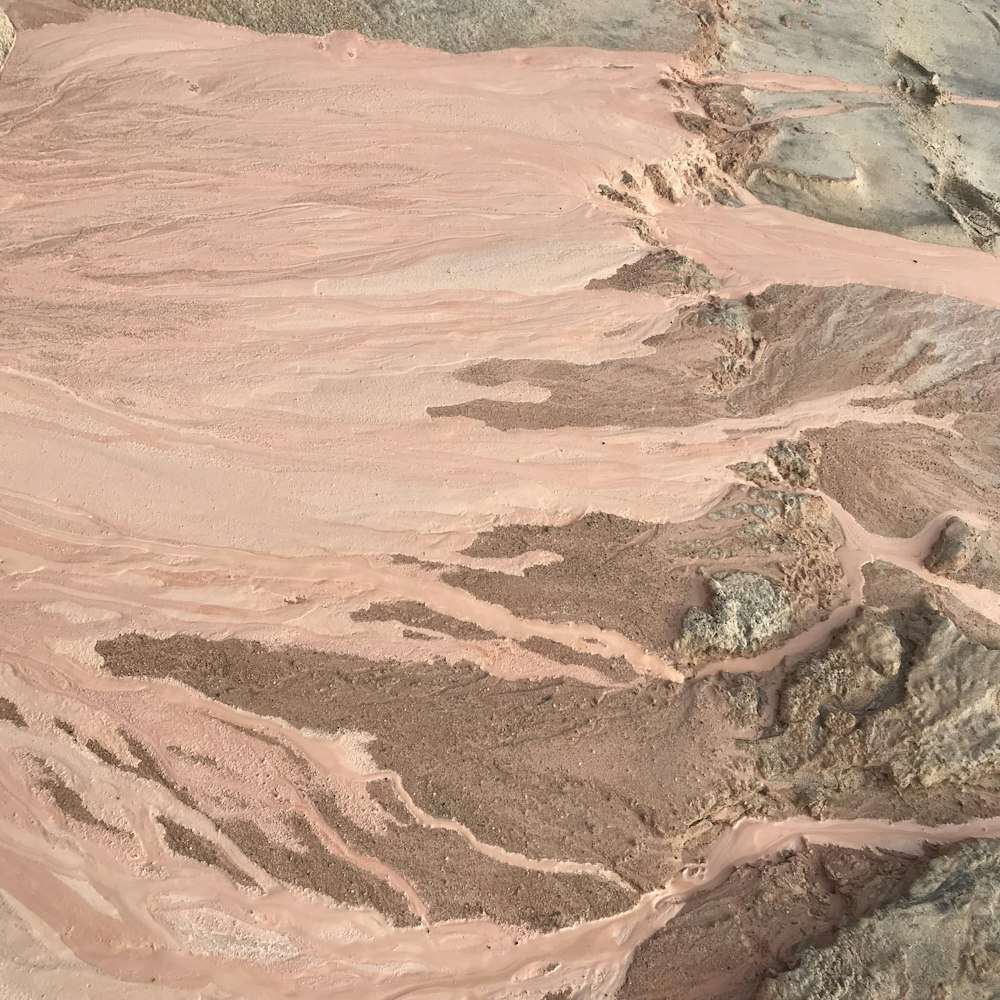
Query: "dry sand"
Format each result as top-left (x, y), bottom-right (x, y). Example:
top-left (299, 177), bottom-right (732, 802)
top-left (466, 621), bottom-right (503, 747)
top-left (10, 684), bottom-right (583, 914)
top-left (3, 2), bottom-right (1000, 999)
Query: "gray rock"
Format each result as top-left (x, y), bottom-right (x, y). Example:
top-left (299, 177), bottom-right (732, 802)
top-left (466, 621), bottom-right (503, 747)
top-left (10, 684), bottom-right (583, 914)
top-left (677, 571), bottom-right (792, 656)
top-left (766, 439), bottom-right (820, 489)
top-left (0, 9), bottom-right (14, 66)
top-left (755, 839), bottom-right (1000, 1000)
top-left (924, 517), bottom-right (977, 576)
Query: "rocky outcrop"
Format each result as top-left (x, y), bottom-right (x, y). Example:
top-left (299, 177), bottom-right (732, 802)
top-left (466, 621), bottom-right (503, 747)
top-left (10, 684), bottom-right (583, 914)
top-left (585, 248), bottom-right (718, 296)
top-left (677, 571), bottom-right (792, 656)
top-left (766, 440), bottom-right (820, 489)
top-left (0, 8), bottom-right (14, 67)
top-left (756, 605), bottom-right (1000, 818)
top-left (924, 517), bottom-right (1000, 593)
top-left (924, 516), bottom-right (978, 575)
top-left (755, 839), bottom-right (1000, 1000)
top-left (733, 439), bottom-right (820, 489)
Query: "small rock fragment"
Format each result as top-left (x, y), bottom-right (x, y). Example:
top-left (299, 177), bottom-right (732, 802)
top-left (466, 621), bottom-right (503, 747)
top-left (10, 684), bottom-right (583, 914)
top-left (924, 516), bottom-right (976, 576)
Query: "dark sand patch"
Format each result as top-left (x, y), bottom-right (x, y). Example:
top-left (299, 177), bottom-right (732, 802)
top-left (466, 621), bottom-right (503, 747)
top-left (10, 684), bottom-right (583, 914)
top-left (165, 745), bottom-right (219, 768)
top-left (364, 777), bottom-right (414, 826)
top-left (97, 633), bottom-right (754, 892)
top-left (804, 421), bottom-right (998, 537)
top-left (429, 284), bottom-right (1000, 433)
top-left (585, 249), bottom-right (717, 296)
top-left (390, 554), bottom-right (444, 570)
top-left (315, 790), bottom-right (634, 929)
top-left (444, 488), bottom-right (844, 665)
top-left (619, 844), bottom-right (928, 1000)
top-left (726, 284), bottom-right (1000, 417)
top-left (85, 737), bottom-right (128, 769)
top-left (914, 354), bottom-right (1000, 438)
top-left (516, 636), bottom-right (634, 681)
top-left (351, 601), bottom-right (498, 641)
top-left (85, 731), bottom-right (197, 809)
top-left (95, 575), bottom-right (1000, 904)
top-left (3, 0), bottom-right (88, 28)
top-left (157, 816), bottom-right (259, 890)
top-left (0, 697), bottom-right (26, 728)
top-left (37, 767), bottom-right (115, 830)
top-left (73, 0), bottom-right (705, 54)
top-left (349, 600), bottom-right (635, 680)
top-left (425, 307), bottom-right (731, 432)
top-left (217, 814), bottom-right (417, 926)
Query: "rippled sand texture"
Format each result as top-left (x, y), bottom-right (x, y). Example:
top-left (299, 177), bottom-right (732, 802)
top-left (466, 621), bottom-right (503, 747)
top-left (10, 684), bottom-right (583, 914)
top-left (61, 0), bottom-right (1000, 251)
top-left (3, 2), bottom-right (1000, 999)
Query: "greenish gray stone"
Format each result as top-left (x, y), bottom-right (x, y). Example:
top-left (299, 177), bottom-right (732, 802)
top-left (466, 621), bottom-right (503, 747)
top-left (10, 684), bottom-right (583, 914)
top-left (677, 571), bottom-right (792, 656)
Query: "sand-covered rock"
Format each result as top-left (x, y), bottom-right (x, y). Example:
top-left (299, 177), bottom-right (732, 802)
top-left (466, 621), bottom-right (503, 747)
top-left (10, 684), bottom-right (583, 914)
top-left (0, 8), bottom-right (14, 65)
top-left (925, 517), bottom-right (1000, 593)
top-left (690, 0), bottom-right (1000, 251)
top-left (925, 516), bottom-right (978, 575)
top-left (677, 571), bottom-right (792, 656)
top-left (756, 839), bottom-right (1000, 1000)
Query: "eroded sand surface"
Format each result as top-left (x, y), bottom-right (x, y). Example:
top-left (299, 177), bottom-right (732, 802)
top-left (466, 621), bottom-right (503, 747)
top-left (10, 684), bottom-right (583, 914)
top-left (3, 1), bottom-right (1000, 998)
